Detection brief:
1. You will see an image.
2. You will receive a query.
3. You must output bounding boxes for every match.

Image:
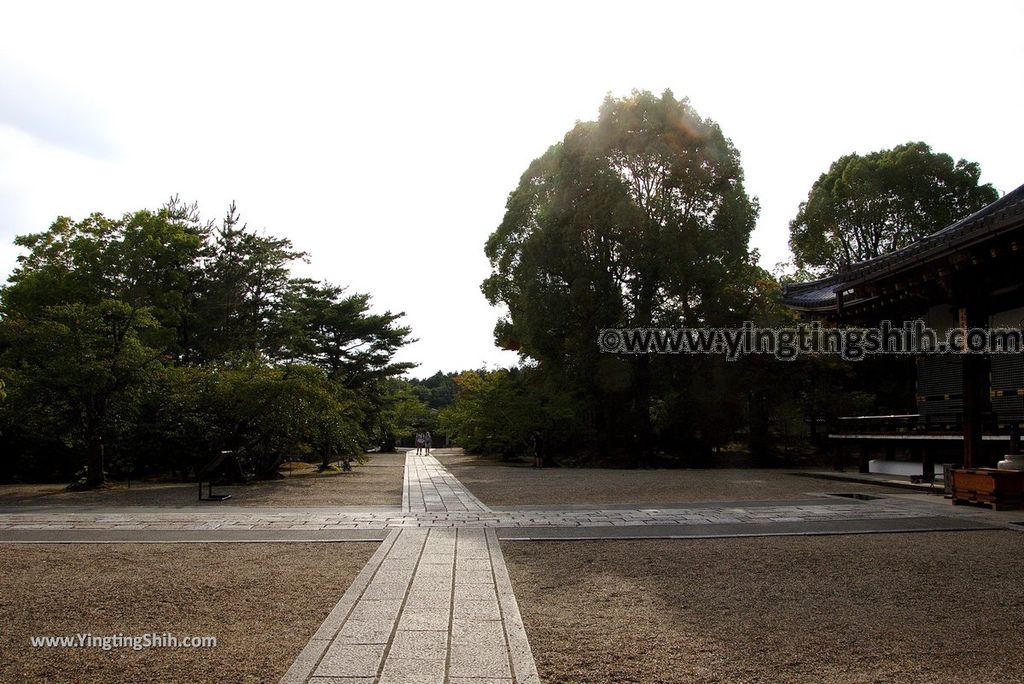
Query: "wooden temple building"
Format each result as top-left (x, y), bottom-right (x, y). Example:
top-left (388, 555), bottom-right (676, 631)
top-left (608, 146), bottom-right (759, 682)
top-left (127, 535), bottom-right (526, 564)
top-left (781, 182), bottom-right (1024, 496)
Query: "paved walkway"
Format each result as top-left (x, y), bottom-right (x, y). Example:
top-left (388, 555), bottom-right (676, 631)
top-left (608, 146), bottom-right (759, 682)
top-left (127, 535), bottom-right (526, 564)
top-left (0, 501), bottom-right (995, 532)
top-left (282, 452), bottom-right (539, 684)
top-left (403, 453), bottom-right (490, 513)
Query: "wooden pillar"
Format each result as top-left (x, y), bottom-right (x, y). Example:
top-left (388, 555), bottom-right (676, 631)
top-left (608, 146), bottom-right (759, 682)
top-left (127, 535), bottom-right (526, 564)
top-left (833, 441), bottom-right (844, 472)
top-left (912, 443), bottom-right (933, 482)
top-left (959, 305), bottom-right (990, 469)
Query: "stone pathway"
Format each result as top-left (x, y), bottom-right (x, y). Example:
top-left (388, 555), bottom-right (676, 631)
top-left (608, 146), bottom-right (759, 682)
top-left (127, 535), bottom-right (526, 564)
top-left (281, 452), bottom-right (539, 684)
top-left (403, 453), bottom-right (490, 513)
top-left (0, 501), bottom-right (957, 532)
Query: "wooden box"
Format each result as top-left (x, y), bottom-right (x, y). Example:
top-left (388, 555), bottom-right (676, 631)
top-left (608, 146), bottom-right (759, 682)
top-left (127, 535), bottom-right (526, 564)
top-left (950, 468), bottom-right (1024, 510)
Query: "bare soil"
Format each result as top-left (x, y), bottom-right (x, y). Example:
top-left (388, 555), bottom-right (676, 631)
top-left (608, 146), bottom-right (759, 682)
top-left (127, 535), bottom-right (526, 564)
top-left (0, 453), bottom-right (406, 508)
top-left (503, 530), bottom-right (1024, 684)
top-left (0, 542), bottom-right (376, 683)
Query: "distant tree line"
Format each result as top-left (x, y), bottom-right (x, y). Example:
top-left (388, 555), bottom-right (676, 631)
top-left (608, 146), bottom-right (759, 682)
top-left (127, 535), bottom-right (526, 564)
top-left (408, 371), bottom-right (457, 411)
top-left (0, 199), bottom-right (423, 485)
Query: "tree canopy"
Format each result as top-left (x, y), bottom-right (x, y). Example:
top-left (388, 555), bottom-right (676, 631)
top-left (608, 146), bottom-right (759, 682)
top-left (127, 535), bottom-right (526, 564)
top-left (481, 90), bottom-right (779, 463)
top-left (438, 368), bottom-right (574, 460)
top-left (0, 199), bottom-right (414, 485)
top-left (789, 141), bottom-right (999, 274)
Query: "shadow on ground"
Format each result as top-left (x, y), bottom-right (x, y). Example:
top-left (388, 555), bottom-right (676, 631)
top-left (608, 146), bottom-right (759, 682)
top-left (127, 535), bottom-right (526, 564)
top-left (0, 453), bottom-right (406, 508)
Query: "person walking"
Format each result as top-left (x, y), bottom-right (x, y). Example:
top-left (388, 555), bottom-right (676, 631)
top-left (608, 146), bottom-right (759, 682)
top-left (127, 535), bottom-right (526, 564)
top-left (424, 431), bottom-right (433, 455)
top-left (414, 430), bottom-right (425, 456)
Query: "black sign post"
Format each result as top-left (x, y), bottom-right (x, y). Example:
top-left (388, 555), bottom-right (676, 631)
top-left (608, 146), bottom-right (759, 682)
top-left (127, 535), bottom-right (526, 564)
top-left (197, 451), bottom-right (234, 501)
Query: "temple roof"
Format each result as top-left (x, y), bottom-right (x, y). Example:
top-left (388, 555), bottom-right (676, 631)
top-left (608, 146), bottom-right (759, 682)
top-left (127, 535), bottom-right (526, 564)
top-left (782, 182), bottom-right (1024, 314)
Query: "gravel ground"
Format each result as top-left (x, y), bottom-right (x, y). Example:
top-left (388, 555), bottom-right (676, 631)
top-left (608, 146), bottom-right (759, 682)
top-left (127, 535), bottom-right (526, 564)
top-left (0, 542), bottom-right (376, 683)
top-left (435, 453), bottom-right (896, 506)
top-left (503, 531), bottom-right (1024, 684)
top-left (0, 453), bottom-right (406, 508)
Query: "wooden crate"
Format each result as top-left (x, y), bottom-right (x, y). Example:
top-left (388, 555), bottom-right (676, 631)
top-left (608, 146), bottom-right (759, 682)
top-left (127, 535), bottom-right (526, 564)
top-left (950, 468), bottom-right (1024, 510)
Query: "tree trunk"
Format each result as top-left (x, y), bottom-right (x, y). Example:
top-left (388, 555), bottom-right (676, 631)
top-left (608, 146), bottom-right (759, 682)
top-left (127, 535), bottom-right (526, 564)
top-left (86, 434), bottom-right (105, 488)
top-left (633, 355), bottom-right (654, 468)
top-left (319, 449), bottom-right (334, 471)
top-left (748, 391), bottom-right (771, 465)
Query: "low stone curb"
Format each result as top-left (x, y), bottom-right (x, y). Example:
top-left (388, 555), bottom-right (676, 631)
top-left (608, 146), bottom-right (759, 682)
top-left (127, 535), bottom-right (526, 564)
top-left (280, 530), bottom-right (399, 684)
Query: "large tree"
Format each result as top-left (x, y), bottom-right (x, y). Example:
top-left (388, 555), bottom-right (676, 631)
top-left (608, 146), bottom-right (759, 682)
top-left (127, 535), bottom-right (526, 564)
top-left (789, 141), bottom-right (999, 274)
top-left (0, 205), bottom-right (206, 485)
top-left (482, 90), bottom-right (769, 463)
top-left (188, 202), bottom-right (307, 362)
top-left (271, 279), bottom-right (413, 385)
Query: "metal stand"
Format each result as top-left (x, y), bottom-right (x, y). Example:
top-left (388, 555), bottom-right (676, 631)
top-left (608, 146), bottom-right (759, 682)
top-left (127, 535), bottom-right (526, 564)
top-left (197, 450), bottom-right (234, 501)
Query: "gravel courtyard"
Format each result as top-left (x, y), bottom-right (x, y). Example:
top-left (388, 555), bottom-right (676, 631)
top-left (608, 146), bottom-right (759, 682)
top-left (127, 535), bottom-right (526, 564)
top-left (3, 451), bottom-right (1021, 683)
top-left (504, 530), bottom-right (1024, 684)
top-left (0, 542), bottom-right (376, 683)
top-left (436, 453), bottom-right (896, 506)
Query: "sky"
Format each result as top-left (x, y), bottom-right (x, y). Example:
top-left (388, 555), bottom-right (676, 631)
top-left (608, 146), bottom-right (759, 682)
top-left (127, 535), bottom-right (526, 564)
top-left (1, 1), bottom-right (1021, 377)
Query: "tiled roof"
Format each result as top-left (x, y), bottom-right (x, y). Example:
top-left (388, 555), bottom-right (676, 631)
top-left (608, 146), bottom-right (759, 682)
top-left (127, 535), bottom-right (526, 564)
top-left (782, 182), bottom-right (1024, 311)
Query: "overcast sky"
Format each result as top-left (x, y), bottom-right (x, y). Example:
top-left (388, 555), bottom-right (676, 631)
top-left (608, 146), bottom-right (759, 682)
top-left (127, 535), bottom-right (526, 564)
top-left (1, 1), bottom-right (1021, 377)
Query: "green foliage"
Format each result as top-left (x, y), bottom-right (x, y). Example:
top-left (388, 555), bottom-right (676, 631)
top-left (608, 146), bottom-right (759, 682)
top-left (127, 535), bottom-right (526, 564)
top-left (364, 378), bottom-right (430, 452)
top-left (408, 371), bottom-right (458, 410)
top-left (481, 90), bottom-right (769, 463)
top-left (789, 141), bottom-right (999, 274)
top-left (438, 368), bottom-right (574, 459)
top-left (0, 299), bottom-right (164, 485)
top-left (272, 279), bottom-right (413, 384)
top-left (187, 201), bottom-right (307, 361)
top-left (6, 200), bottom-right (208, 353)
top-left (136, 361), bottom-right (365, 478)
top-left (0, 200), bottom-right (412, 483)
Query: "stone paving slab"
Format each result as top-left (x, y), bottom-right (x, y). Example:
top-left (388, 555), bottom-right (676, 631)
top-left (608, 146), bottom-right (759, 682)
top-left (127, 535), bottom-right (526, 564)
top-left (281, 523), bottom-right (539, 684)
top-left (790, 470), bottom-right (940, 492)
top-left (485, 528), bottom-right (540, 684)
top-left (0, 504), bottom-right (405, 515)
top-left (496, 515), bottom-right (1002, 540)
top-left (280, 530), bottom-right (400, 684)
top-left (490, 497), bottom-right (855, 511)
top-left (403, 452), bottom-right (491, 513)
top-left (0, 501), bottom-right (942, 530)
top-left (0, 528), bottom-right (390, 544)
top-left (0, 500), bottom-right (1003, 545)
